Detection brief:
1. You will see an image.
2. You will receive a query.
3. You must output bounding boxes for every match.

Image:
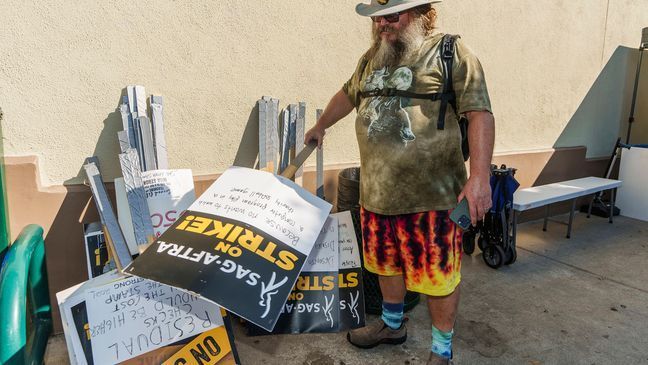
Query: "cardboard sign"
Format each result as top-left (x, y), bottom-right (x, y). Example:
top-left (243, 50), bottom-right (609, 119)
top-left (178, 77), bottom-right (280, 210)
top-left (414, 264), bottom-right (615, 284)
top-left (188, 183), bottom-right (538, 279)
top-left (57, 271), bottom-right (123, 365)
top-left (125, 167), bottom-right (332, 331)
top-left (85, 276), bottom-right (223, 365)
top-left (142, 169), bottom-right (195, 237)
top-left (57, 273), bottom-right (239, 365)
top-left (250, 211), bottom-right (365, 334)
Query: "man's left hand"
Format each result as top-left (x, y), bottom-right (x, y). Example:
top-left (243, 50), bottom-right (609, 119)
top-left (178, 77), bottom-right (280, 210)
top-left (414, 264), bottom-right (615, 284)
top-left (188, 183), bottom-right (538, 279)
top-left (457, 174), bottom-right (492, 226)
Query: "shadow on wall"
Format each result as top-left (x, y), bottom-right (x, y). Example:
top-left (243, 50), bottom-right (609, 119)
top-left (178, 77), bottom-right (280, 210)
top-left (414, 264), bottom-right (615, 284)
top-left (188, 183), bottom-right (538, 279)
top-left (491, 47), bottom-right (639, 222)
top-left (44, 90), bottom-right (127, 332)
top-left (534, 45), bottom-right (645, 188)
top-left (552, 46), bottom-right (638, 159)
top-left (64, 91), bottom-right (127, 185)
top-left (232, 101), bottom-right (260, 169)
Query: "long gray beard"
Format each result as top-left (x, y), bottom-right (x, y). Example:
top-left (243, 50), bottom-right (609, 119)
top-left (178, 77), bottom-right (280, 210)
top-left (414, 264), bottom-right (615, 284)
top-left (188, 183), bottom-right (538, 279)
top-left (370, 17), bottom-right (426, 69)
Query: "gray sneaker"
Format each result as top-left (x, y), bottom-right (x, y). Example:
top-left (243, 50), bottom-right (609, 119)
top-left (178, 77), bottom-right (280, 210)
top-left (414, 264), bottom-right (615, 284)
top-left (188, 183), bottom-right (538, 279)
top-left (426, 352), bottom-right (453, 365)
top-left (347, 319), bottom-right (407, 349)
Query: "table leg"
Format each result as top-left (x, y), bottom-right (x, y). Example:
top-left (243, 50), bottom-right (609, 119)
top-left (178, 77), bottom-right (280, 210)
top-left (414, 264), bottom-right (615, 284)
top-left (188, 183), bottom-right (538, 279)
top-left (512, 210), bottom-right (518, 247)
top-left (566, 199), bottom-right (576, 238)
top-left (543, 205), bottom-right (550, 231)
top-left (609, 188), bottom-right (616, 224)
top-left (587, 194), bottom-right (595, 218)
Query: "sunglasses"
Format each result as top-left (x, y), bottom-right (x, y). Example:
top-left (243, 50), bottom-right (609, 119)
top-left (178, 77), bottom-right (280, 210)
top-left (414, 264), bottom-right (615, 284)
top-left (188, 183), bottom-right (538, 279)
top-left (371, 12), bottom-right (401, 23)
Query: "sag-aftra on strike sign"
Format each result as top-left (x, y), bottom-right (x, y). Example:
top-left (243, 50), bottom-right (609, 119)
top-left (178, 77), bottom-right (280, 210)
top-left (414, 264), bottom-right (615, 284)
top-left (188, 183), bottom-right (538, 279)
top-left (126, 167), bottom-right (332, 331)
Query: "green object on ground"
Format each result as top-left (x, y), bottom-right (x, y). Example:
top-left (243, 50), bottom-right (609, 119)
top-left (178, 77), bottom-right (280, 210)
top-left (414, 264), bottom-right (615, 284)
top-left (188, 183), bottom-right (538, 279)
top-left (0, 225), bottom-right (52, 365)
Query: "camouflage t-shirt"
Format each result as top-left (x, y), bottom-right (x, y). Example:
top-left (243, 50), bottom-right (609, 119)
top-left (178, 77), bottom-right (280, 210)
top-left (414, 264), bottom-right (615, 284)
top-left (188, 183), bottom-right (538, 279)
top-left (342, 32), bottom-right (492, 215)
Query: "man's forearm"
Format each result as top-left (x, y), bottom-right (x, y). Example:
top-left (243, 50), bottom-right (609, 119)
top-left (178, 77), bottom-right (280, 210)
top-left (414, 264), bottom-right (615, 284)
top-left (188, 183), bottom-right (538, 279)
top-left (466, 111), bottom-right (495, 177)
top-left (316, 89), bottom-right (355, 130)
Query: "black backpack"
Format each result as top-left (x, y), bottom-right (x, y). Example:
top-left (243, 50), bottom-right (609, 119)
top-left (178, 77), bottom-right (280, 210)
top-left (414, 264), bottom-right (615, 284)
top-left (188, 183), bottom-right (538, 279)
top-left (359, 34), bottom-right (470, 161)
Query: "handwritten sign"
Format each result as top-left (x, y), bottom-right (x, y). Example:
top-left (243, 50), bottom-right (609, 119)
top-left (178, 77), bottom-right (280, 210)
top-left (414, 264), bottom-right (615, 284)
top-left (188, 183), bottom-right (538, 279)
top-left (85, 276), bottom-right (223, 365)
top-left (303, 216), bottom-right (338, 272)
top-left (335, 211), bottom-right (365, 330)
top-left (56, 271), bottom-right (122, 365)
top-left (126, 167), bottom-right (332, 331)
top-left (142, 169), bottom-right (195, 237)
top-left (250, 212), bottom-right (365, 334)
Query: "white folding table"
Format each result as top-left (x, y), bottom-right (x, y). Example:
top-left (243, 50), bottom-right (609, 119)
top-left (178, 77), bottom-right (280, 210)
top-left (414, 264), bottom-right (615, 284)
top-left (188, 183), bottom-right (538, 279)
top-left (512, 177), bottom-right (623, 240)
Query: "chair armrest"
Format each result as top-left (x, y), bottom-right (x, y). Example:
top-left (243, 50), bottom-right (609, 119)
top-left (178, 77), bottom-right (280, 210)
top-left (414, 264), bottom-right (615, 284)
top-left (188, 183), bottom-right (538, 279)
top-left (0, 224), bottom-right (52, 365)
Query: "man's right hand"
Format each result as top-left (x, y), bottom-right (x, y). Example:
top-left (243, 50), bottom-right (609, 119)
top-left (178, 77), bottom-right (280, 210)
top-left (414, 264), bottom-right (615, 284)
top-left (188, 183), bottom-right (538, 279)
top-left (304, 125), bottom-right (326, 148)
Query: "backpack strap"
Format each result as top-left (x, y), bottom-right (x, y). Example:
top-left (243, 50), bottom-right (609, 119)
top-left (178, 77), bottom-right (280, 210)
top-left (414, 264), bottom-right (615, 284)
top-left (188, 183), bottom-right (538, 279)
top-left (438, 33), bottom-right (460, 130)
top-left (360, 89), bottom-right (453, 101)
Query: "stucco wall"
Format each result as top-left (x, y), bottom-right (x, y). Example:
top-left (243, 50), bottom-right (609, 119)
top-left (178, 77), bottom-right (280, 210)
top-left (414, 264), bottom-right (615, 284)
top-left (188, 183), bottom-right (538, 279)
top-left (1, 0), bottom-right (647, 186)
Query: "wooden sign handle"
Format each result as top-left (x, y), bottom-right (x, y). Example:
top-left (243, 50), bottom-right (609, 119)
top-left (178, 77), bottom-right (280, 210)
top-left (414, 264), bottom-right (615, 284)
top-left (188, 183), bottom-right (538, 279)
top-left (280, 142), bottom-right (317, 179)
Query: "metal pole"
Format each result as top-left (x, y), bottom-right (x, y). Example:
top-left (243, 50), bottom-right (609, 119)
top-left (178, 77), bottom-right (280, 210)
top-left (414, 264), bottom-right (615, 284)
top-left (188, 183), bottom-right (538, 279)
top-left (626, 46), bottom-right (645, 144)
top-left (609, 188), bottom-right (616, 224)
top-left (566, 199), bottom-right (576, 239)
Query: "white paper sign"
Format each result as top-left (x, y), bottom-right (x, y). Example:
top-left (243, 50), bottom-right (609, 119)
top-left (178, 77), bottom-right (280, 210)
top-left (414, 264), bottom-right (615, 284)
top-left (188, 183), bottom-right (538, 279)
top-left (142, 169), bottom-right (196, 237)
top-left (334, 211), bottom-right (362, 269)
top-left (85, 276), bottom-right (222, 365)
top-left (190, 166), bottom-right (332, 255)
top-left (303, 216), bottom-right (339, 272)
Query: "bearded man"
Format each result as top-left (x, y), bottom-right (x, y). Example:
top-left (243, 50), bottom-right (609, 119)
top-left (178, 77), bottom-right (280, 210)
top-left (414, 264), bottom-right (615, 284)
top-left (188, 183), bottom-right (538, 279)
top-left (304, 1), bottom-right (494, 364)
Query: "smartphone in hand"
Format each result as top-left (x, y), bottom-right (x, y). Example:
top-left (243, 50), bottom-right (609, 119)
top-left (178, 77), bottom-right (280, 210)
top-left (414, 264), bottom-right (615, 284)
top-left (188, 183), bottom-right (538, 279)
top-left (450, 197), bottom-right (472, 230)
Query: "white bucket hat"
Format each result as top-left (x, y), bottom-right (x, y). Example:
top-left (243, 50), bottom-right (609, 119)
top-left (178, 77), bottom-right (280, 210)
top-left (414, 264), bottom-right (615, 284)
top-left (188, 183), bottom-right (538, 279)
top-left (356, 0), bottom-right (442, 17)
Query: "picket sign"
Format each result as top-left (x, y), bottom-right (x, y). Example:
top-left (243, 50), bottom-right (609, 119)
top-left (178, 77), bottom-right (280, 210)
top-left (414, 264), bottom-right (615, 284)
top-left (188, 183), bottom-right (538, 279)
top-left (83, 158), bottom-right (133, 271)
top-left (124, 166), bottom-right (332, 331)
top-left (150, 95), bottom-right (169, 169)
top-left (116, 169), bottom-right (195, 254)
top-left (294, 102), bottom-right (306, 185)
top-left (56, 272), bottom-right (239, 365)
top-left (85, 276), bottom-right (223, 364)
top-left (56, 271), bottom-right (123, 365)
top-left (315, 109), bottom-right (325, 199)
top-left (141, 169), bottom-right (195, 238)
top-left (249, 211), bottom-right (365, 334)
top-left (119, 149), bottom-right (156, 252)
top-left (83, 222), bottom-right (115, 278)
top-left (336, 211), bottom-right (365, 330)
top-left (258, 96), bottom-right (278, 173)
top-left (115, 178), bottom-right (140, 256)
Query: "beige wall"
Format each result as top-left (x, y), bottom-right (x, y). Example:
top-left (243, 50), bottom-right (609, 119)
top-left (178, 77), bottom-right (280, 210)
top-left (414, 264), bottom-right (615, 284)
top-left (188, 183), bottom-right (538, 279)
top-left (1, 1), bottom-right (648, 187)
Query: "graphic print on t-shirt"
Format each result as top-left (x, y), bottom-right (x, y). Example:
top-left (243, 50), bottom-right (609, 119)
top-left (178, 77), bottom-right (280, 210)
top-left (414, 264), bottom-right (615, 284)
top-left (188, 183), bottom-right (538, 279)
top-left (360, 66), bottom-right (415, 144)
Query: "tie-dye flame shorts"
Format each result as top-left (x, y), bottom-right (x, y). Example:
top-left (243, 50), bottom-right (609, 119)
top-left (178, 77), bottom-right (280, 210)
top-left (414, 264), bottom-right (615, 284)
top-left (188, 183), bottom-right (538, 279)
top-left (360, 207), bottom-right (463, 297)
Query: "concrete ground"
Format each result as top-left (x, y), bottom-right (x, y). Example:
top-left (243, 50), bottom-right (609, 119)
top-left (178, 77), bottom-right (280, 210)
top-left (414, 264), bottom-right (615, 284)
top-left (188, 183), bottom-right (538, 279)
top-left (45, 213), bottom-right (648, 365)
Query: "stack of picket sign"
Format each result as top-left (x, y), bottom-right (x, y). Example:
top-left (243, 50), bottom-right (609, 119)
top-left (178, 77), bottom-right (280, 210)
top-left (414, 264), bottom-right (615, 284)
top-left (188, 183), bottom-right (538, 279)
top-left (58, 86), bottom-right (242, 365)
top-left (59, 91), bottom-right (367, 365)
top-left (81, 85), bottom-right (197, 273)
top-left (251, 98), bottom-right (365, 334)
top-left (122, 96), bottom-right (364, 335)
top-left (257, 96), bottom-right (325, 198)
